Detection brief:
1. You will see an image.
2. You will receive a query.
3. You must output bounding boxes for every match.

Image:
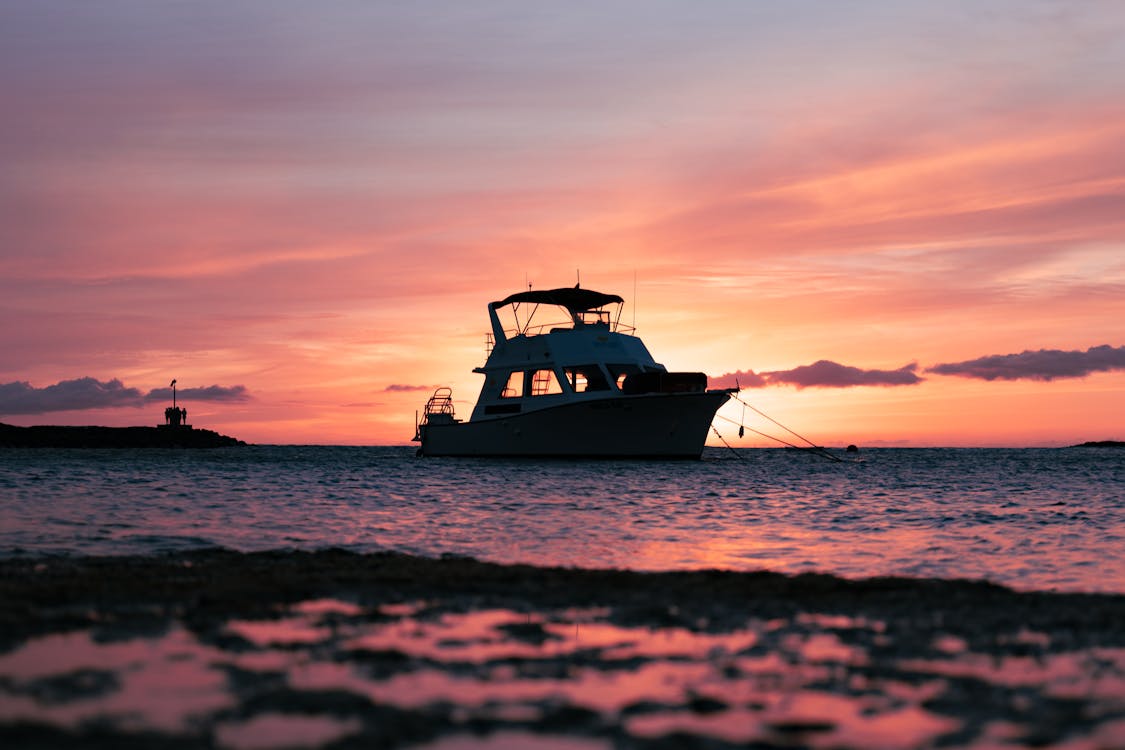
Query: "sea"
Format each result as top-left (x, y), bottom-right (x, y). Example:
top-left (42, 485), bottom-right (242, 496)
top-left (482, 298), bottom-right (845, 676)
top-left (4, 445), bottom-right (1125, 748)
top-left (2, 445), bottom-right (1122, 593)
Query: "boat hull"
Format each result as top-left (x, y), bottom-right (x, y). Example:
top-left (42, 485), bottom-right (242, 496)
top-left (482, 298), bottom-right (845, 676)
top-left (417, 391), bottom-right (731, 458)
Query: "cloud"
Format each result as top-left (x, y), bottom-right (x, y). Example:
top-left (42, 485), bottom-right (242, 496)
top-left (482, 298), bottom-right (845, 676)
top-left (711, 361), bottom-right (923, 390)
top-left (0, 377), bottom-right (250, 415)
top-left (767, 360), bottom-right (923, 389)
top-left (0, 377), bottom-right (143, 414)
top-left (383, 384), bottom-right (436, 392)
top-left (708, 370), bottom-right (768, 390)
top-left (928, 344), bottom-right (1125, 381)
top-left (143, 384), bottom-right (251, 403)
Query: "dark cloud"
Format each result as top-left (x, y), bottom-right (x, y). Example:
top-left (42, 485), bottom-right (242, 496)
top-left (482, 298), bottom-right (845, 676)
top-left (0, 377), bottom-right (250, 415)
top-left (712, 361), bottom-right (922, 390)
top-left (384, 384), bottom-right (436, 392)
top-left (0, 377), bottom-right (143, 414)
top-left (143, 385), bottom-right (251, 403)
top-left (928, 344), bottom-right (1125, 381)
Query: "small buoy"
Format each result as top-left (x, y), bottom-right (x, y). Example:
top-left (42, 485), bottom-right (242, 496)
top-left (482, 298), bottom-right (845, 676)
top-left (846, 444), bottom-right (858, 453)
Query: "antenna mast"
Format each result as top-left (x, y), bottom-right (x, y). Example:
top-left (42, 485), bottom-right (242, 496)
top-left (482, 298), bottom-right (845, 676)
top-left (632, 271), bottom-right (637, 329)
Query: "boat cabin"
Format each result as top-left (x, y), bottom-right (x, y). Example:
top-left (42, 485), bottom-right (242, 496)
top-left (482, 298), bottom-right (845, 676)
top-left (467, 287), bottom-right (700, 422)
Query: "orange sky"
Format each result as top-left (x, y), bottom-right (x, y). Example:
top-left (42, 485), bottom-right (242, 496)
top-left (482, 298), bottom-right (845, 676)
top-left (1, 2), bottom-right (1123, 446)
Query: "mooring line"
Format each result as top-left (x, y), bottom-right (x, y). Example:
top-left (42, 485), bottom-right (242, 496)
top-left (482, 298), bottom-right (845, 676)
top-left (710, 425), bottom-right (744, 460)
top-left (715, 413), bottom-right (839, 462)
top-left (717, 395), bottom-right (843, 463)
top-left (715, 413), bottom-right (801, 450)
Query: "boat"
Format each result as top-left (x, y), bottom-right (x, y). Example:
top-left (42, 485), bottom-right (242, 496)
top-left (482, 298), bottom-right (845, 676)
top-left (413, 286), bottom-right (735, 458)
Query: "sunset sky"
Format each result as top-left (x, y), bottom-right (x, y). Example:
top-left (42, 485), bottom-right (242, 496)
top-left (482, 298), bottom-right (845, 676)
top-left (2, 1), bottom-right (1123, 446)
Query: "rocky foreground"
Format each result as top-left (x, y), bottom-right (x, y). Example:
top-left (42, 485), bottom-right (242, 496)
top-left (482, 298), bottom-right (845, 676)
top-left (0, 423), bottom-right (245, 449)
top-left (2, 549), bottom-right (1124, 749)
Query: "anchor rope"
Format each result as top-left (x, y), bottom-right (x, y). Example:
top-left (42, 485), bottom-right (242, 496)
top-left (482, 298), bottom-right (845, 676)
top-left (714, 413), bottom-right (803, 451)
top-left (716, 394), bottom-right (843, 463)
top-left (710, 425), bottom-right (744, 459)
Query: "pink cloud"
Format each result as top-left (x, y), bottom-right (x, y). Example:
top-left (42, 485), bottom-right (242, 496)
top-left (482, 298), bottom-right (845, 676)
top-left (707, 370), bottom-right (767, 390)
top-left (712, 361), bottom-right (922, 390)
top-left (929, 345), bottom-right (1125, 381)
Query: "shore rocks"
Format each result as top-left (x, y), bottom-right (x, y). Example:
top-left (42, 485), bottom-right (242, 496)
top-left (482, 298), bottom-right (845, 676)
top-left (0, 423), bottom-right (245, 449)
top-left (2, 550), bottom-right (1125, 749)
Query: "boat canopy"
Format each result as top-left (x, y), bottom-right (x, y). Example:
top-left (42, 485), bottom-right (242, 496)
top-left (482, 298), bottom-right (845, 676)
top-left (492, 287), bottom-right (624, 314)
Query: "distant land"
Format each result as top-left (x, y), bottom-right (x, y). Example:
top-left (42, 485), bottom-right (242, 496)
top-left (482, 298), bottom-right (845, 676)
top-left (1070, 440), bottom-right (1125, 448)
top-left (0, 423), bottom-right (245, 449)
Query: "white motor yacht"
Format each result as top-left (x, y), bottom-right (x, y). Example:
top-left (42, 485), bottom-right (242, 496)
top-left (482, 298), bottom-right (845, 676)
top-left (413, 286), bottom-right (734, 458)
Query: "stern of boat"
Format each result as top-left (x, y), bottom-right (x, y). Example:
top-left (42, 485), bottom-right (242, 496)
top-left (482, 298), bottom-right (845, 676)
top-left (414, 387), bottom-right (459, 443)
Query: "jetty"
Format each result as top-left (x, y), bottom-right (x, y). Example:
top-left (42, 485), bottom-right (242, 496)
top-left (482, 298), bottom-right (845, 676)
top-left (0, 423), bottom-right (245, 448)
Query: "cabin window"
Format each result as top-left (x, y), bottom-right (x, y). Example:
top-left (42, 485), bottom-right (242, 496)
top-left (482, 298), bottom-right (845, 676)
top-left (564, 366), bottom-right (610, 393)
top-left (501, 371), bottom-right (524, 398)
top-left (607, 364), bottom-right (642, 390)
top-left (529, 368), bottom-right (564, 396)
top-left (576, 310), bottom-right (611, 327)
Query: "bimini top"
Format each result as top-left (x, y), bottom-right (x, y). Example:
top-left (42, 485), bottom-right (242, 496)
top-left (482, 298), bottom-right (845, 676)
top-left (492, 287), bottom-right (624, 314)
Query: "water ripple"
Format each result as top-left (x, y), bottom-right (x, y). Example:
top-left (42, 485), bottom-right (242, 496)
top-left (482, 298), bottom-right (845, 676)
top-left (1, 446), bottom-right (1122, 592)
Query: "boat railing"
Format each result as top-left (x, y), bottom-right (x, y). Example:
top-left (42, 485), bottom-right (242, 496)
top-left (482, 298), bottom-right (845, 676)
top-left (415, 387), bottom-right (458, 441)
top-left (422, 387), bottom-right (455, 419)
top-left (486, 320), bottom-right (636, 353)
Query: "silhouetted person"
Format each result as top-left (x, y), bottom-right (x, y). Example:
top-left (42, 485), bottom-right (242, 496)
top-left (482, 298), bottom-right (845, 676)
top-left (181, 408), bottom-right (187, 424)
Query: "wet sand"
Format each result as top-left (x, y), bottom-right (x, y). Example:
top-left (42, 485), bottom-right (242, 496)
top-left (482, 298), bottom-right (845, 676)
top-left (2, 550), bottom-right (1124, 748)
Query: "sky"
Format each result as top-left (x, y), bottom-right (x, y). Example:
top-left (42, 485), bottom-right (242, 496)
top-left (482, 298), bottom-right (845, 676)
top-left (1, 1), bottom-right (1123, 447)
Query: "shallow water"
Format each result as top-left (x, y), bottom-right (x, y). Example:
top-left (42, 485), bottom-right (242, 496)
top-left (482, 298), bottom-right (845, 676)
top-left (3, 581), bottom-right (1124, 750)
top-left (1, 446), bottom-right (1123, 592)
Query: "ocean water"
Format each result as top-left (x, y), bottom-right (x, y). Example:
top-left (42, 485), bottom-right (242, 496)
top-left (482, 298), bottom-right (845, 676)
top-left (4, 446), bottom-right (1125, 748)
top-left (2, 446), bottom-right (1122, 593)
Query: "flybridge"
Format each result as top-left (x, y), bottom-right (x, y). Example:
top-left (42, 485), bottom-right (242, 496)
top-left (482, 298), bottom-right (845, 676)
top-left (492, 287), bottom-right (624, 311)
top-left (487, 286), bottom-right (633, 344)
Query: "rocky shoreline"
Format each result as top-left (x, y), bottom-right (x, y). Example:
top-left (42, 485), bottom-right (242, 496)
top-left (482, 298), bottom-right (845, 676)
top-left (0, 423), bottom-right (245, 449)
top-left (2, 549), bottom-right (1125, 748)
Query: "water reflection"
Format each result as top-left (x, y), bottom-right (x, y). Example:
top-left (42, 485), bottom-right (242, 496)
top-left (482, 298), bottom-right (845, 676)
top-left (0, 627), bottom-right (232, 732)
top-left (215, 713), bottom-right (362, 750)
top-left (3, 596), bottom-right (1124, 748)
